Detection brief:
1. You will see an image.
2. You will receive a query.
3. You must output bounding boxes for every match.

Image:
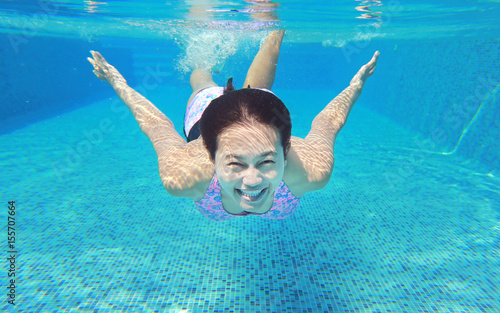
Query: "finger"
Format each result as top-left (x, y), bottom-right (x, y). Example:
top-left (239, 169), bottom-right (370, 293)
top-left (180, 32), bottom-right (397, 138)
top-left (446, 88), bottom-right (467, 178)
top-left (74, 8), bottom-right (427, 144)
top-left (94, 51), bottom-right (105, 62)
top-left (87, 57), bottom-right (96, 67)
top-left (90, 50), bottom-right (104, 64)
top-left (93, 70), bottom-right (105, 80)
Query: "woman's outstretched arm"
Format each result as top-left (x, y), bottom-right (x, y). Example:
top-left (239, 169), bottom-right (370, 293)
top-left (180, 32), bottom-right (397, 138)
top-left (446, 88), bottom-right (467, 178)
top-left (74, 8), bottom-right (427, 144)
top-left (87, 51), bottom-right (186, 148)
top-left (309, 51), bottom-right (379, 144)
top-left (88, 51), bottom-right (213, 196)
top-left (285, 52), bottom-right (379, 197)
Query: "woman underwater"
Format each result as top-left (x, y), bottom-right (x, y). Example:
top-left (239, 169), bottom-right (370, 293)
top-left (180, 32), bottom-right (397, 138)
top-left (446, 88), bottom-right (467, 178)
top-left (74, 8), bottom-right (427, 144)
top-left (88, 30), bottom-right (379, 221)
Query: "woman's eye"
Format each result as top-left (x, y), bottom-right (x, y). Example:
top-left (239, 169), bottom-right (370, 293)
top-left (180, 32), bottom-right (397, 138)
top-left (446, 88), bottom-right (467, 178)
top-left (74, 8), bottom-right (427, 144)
top-left (261, 160), bottom-right (275, 165)
top-left (228, 160), bottom-right (274, 167)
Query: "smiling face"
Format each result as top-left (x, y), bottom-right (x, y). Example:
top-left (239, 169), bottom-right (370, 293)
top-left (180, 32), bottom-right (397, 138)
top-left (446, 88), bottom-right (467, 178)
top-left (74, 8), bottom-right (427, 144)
top-left (214, 121), bottom-right (287, 214)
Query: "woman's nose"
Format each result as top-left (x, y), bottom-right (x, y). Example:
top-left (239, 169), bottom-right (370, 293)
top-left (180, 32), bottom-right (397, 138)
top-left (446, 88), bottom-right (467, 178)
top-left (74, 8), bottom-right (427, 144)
top-left (242, 167), bottom-right (262, 186)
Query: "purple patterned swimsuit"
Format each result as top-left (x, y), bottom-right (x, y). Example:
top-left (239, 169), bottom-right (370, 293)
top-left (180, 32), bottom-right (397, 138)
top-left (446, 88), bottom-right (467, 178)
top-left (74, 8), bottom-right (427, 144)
top-left (185, 87), bottom-right (300, 221)
top-left (184, 87), bottom-right (225, 138)
top-left (195, 173), bottom-right (300, 221)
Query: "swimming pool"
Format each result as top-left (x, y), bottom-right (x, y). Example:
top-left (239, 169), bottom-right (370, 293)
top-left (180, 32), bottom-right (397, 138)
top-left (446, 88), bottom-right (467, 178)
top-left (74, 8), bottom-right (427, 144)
top-left (1, 1), bottom-right (499, 312)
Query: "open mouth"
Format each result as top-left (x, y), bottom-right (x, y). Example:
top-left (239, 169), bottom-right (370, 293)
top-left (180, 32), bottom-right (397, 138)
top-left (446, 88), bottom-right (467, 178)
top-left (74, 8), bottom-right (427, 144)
top-left (237, 187), bottom-right (268, 202)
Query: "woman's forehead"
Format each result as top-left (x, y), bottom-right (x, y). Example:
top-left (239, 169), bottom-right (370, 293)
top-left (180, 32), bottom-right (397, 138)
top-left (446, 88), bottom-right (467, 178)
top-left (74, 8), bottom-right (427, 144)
top-left (219, 122), bottom-right (279, 140)
top-left (216, 123), bottom-right (282, 157)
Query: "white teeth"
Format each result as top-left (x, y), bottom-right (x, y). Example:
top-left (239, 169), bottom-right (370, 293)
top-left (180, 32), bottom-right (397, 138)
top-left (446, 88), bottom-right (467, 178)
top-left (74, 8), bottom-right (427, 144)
top-left (241, 189), bottom-right (262, 197)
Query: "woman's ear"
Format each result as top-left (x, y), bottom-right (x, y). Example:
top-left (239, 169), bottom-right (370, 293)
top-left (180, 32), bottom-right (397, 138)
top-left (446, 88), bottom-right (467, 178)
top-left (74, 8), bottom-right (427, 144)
top-left (284, 143), bottom-right (291, 164)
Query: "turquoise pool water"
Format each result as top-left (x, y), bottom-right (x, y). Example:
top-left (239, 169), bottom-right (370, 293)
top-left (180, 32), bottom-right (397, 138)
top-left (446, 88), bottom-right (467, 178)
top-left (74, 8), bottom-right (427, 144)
top-left (1, 1), bottom-right (499, 312)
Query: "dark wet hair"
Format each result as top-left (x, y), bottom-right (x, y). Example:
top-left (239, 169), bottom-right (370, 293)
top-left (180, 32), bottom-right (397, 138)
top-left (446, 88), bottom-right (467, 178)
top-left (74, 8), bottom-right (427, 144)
top-left (199, 78), bottom-right (291, 161)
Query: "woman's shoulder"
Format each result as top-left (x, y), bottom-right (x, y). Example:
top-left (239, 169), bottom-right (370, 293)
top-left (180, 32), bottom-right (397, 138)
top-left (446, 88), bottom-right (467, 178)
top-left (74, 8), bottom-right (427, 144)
top-left (161, 138), bottom-right (214, 201)
top-left (283, 136), bottom-right (332, 198)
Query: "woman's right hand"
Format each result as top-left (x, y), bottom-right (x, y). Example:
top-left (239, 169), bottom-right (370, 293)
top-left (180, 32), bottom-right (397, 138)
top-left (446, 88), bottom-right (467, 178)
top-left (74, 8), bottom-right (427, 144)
top-left (87, 50), bottom-right (127, 86)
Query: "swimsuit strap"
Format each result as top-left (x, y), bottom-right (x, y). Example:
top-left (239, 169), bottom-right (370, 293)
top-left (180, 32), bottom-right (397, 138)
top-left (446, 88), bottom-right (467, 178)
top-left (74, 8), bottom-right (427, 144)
top-left (264, 178), bottom-right (301, 220)
top-left (195, 174), bottom-right (236, 221)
